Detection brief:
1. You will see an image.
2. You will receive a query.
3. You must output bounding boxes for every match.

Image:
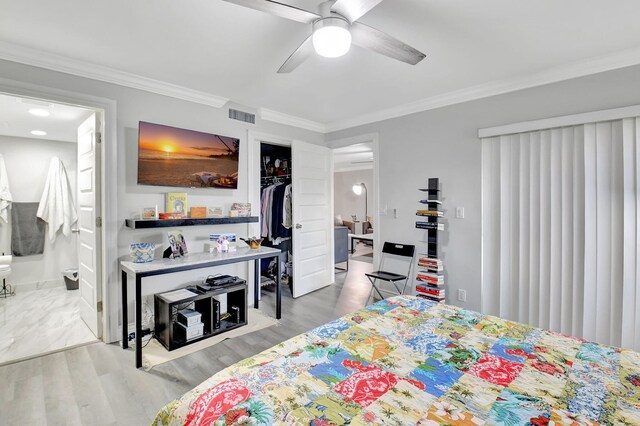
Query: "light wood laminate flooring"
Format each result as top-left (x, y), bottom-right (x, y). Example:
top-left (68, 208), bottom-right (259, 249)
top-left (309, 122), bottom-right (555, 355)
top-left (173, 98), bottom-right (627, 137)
top-left (0, 259), bottom-right (373, 425)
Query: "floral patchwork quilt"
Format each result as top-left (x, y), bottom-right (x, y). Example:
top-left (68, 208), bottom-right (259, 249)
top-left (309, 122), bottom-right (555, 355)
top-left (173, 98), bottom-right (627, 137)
top-left (154, 295), bottom-right (640, 425)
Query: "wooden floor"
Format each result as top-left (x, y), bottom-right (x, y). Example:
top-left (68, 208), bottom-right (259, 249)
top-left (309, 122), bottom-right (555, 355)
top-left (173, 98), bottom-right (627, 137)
top-left (0, 256), bottom-right (373, 425)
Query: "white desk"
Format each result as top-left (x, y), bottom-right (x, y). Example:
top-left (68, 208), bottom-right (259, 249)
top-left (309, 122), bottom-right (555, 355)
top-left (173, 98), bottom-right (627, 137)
top-left (121, 247), bottom-right (283, 368)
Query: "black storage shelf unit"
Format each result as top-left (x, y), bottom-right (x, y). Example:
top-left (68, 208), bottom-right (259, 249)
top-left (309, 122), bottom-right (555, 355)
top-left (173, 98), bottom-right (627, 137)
top-left (125, 216), bottom-right (258, 229)
top-left (154, 281), bottom-right (248, 351)
top-left (417, 178), bottom-right (440, 259)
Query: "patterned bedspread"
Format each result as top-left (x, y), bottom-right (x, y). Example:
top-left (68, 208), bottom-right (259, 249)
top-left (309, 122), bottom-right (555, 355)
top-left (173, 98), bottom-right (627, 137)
top-left (154, 295), bottom-right (640, 425)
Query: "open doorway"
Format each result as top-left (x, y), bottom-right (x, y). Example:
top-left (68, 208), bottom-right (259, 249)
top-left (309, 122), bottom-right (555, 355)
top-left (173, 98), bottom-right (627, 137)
top-left (332, 142), bottom-right (374, 268)
top-left (0, 93), bottom-right (103, 365)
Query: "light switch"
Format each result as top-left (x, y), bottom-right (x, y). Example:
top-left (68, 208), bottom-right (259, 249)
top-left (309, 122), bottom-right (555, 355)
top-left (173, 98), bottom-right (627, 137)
top-left (455, 207), bottom-right (465, 219)
top-left (457, 289), bottom-right (467, 302)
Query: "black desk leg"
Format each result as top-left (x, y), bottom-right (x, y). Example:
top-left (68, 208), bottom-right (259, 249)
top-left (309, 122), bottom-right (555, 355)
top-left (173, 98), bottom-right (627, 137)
top-left (135, 275), bottom-right (142, 369)
top-left (276, 254), bottom-right (281, 319)
top-left (254, 259), bottom-right (259, 309)
top-left (121, 270), bottom-right (128, 349)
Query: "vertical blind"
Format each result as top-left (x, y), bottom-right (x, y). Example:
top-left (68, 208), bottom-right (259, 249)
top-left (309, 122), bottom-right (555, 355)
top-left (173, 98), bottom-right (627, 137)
top-left (481, 116), bottom-right (640, 350)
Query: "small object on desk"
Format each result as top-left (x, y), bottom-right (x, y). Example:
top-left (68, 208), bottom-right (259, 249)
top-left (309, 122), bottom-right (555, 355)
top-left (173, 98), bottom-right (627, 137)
top-left (141, 206), bottom-right (158, 220)
top-left (174, 321), bottom-right (204, 341)
top-left (129, 243), bottom-right (155, 263)
top-left (240, 237), bottom-right (263, 249)
top-left (207, 206), bottom-right (223, 218)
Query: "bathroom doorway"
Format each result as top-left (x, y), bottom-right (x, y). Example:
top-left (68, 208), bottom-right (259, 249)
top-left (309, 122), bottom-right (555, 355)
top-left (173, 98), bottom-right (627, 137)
top-left (0, 93), bottom-right (102, 365)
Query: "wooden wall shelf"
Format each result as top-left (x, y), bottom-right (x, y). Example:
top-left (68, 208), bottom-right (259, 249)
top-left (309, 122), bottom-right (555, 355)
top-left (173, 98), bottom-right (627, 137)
top-left (124, 216), bottom-right (259, 229)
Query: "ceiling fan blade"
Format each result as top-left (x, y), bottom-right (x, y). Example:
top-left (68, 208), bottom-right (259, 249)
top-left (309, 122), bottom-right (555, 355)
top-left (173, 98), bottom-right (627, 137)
top-left (222, 0), bottom-right (319, 24)
top-left (277, 35), bottom-right (314, 73)
top-left (331, 0), bottom-right (383, 23)
top-left (350, 22), bottom-right (426, 65)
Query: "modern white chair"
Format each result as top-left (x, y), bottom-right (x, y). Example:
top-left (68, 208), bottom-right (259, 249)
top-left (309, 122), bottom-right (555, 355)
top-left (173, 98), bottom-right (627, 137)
top-left (0, 254), bottom-right (14, 298)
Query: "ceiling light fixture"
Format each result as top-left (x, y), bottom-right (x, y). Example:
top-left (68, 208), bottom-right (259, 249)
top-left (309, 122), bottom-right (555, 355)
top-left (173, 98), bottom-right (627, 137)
top-left (31, 130), bottom-right (47, 136)
top-left (28, 108), bottom-right (50, 117)
top-left (312, 17), bottom-right (352, 58)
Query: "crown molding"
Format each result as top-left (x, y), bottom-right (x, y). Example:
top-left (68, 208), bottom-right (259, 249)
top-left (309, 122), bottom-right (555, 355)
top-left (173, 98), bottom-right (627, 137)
top-left (325, 47), bottom-right (640, 133)
top-left (259, 108), bottom-right (326, 133)
top-left (0, 41), bottom-right (229, 108)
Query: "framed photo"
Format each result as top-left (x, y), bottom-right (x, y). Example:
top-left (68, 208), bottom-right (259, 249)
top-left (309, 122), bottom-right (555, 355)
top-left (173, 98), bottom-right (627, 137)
top-left (207, 206), bottom-right (223, 218)
top-left (167, 230), bottom-right (188, 257)
top-left (141, 206), bottom-right (158, 220)
top-left (166, 192), bottom-right (188, 215)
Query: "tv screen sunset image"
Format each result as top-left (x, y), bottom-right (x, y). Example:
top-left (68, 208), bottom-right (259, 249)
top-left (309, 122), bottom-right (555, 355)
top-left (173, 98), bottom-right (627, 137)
top-left (137, 121), bottom-right (239, 188)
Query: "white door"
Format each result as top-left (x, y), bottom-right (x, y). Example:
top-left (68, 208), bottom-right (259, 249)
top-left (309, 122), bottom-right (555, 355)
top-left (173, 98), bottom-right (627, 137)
top-left (77, 113), bottom-right (102, 337)
top-left (292, 141), bottom-right (333, 297)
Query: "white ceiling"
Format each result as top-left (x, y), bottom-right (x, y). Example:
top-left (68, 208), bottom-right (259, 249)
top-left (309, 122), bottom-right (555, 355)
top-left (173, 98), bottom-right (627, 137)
top-left (0, 94), bottom-right (93, 143)
top-left (333, 142), bottom-right (372, 172)
top-left (1, 0), bottom-right (640, 130)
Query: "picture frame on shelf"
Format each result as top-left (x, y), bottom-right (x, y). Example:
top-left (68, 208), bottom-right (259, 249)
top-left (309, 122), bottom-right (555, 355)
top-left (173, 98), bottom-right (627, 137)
top-left (141, 206), bottom-right (158, 220)
top-left (168, 230), bottom-right (188, 257)
top-left (207, 206), bottom-right (224, 218)
top-left (166, 192), bottom-right (188, 215)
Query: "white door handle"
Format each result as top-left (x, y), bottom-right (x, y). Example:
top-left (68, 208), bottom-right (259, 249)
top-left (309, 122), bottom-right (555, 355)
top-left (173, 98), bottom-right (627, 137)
top-left (295, 223), bottom-right (302, 229)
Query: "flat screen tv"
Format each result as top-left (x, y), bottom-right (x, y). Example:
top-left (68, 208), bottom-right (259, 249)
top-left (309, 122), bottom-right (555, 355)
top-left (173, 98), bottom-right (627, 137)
top-left (137, 121), bottom-right (240, 189)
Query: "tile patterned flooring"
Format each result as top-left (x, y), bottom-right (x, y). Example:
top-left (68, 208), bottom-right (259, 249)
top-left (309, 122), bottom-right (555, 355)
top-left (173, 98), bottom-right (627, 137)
top-left (0, 286), bottom-right (97, 365)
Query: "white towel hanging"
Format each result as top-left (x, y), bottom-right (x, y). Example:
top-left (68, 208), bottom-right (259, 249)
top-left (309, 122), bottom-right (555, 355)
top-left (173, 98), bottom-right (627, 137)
top-left (37, 157), bottom-right (78, 242)
top-left (0, 154), bottom-right (12, 223)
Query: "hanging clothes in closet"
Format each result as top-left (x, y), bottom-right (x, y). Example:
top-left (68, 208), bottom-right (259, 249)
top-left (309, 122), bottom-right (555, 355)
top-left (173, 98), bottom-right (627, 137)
top-left (261, 178), bottom-right (292, 244)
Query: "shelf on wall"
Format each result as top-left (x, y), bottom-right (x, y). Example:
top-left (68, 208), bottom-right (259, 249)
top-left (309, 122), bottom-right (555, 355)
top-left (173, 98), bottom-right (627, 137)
top-left (124, 216), bottom-right (259, 229)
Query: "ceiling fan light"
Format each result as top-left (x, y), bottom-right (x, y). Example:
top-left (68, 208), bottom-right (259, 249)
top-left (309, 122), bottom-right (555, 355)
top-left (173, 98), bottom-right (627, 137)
top-left (312, 17), bottom-right (351, 58)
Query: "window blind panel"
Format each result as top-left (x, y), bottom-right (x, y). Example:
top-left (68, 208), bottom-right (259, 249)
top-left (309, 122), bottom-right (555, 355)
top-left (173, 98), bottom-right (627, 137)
top-left (529, 132), bottom-right (541, 326)
top-left (510, 136), bottom-right (521, 322)
top-left (582, 123), bottom-right (598, 343)
top-left (560, 127), bottom-right (575, 335)
top-left (518, 133), bottom-right (531, 324)
top-left (621, 118), bottom-right (637, 348)
top-left (571, 126), bottom-right (585, 338)
top-left (481, 137), bottom-right (500, 316)
top-left (610, 120), bottom-right (624, 347)
top-left (539, 130), bottom-right (552, 330)
top-left (595, 122), bottom-right (612, 345)
top-left (499, 136), bottom-right (513, 319)
top-left (549, 128), bottom-right (563, 333)
top-left (634, 118), bottom-right (640, 350)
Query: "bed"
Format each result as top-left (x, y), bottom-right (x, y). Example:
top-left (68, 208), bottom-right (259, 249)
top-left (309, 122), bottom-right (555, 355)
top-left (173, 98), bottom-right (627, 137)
top-left (154, 295), bottom-right (640, 425)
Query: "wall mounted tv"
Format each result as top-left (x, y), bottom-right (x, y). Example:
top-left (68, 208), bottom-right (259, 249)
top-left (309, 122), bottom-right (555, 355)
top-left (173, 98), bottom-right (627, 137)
top-left (137, 121), bottom-right (240, 189)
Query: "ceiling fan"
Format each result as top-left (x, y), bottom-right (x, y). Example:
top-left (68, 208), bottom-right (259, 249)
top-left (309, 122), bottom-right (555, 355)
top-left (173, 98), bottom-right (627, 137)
top-left (222, 0), bottom-right (426, 73)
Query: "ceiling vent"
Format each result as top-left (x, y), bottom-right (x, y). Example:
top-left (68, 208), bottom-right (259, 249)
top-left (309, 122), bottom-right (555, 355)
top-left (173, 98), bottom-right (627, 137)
top-left (229, 108), bottom-right (256, 125)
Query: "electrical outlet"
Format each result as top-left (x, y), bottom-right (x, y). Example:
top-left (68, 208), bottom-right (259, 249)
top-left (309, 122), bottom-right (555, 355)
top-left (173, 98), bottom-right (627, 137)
top-left (457, 289), bottom-right (467, 302)
top-left (455, 207), bottom-right (465, 219)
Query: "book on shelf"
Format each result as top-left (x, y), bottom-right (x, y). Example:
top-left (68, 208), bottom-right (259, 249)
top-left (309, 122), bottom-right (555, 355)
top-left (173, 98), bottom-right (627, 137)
top-left (417, 294), bottom-right (446, 302)
top-left (416, 221), bottom-right (444, 231)
top-left (416, 273), bottom-right (444, 285)
top-left (416, 284), bottom-right (445, 297)
top-left (416, 210), bottom-right (444, 217)
top-left (418, 257), bottom-right (442, 267)
top-left (419, 199), bottom-right (442, 204)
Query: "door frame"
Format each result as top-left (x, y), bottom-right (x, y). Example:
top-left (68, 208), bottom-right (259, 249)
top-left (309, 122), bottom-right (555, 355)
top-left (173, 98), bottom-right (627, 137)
top-left (327, 133), bottom-right (381, 269)
top-left (0, 77), bottom-right (118, 342)
top-left (247, 131), bottom-right (295, 297)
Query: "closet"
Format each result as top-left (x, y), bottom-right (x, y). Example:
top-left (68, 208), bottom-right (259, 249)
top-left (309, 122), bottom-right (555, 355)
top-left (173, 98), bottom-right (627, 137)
top-left (260, 143), bottom-right (292, 291)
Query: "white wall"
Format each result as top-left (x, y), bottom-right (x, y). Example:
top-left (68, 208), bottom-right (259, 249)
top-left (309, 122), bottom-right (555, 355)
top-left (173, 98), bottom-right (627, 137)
top-left (333, 169), bottom-right (372, 227)
top-left (0, 59), bottom-right (326, 339)
top-left (0, 135), bottom-right (78, 288)
top-left (328, 64), bottom-right (640, 312)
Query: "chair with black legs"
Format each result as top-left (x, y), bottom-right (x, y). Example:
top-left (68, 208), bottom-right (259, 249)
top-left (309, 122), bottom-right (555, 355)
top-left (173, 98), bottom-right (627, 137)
top-left (366, 242), bottom-right (415, 303)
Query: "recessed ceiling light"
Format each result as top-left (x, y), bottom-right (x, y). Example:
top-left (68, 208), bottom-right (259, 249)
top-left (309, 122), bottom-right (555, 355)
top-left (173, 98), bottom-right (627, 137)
top-left (31, 130), bottom-right (47, 136)
top-left (28, 108), bottom-right (50, 117)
